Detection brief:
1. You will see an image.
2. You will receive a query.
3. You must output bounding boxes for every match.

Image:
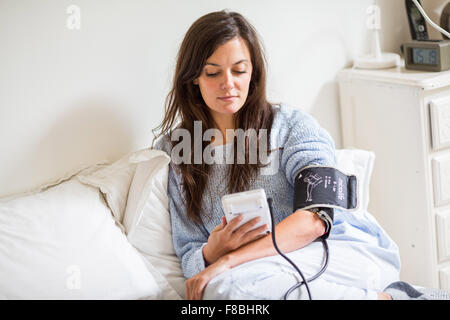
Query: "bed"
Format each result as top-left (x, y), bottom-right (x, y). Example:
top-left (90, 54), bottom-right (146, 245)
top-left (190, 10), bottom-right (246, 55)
top-left (0, 147), bottom-right (394, 299)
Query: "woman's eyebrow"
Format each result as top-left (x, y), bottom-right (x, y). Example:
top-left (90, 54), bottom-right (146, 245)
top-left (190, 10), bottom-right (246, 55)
top-left (205, 59), bottom-right (248, 67)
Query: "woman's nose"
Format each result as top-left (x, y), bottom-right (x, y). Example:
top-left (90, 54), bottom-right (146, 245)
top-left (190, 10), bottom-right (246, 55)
top-left (220, 70), bottom-right (234, 91)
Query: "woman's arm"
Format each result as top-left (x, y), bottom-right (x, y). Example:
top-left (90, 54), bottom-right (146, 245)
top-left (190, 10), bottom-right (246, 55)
top-left (225, 209), bottom-right (325, 268)
top-left (185, 209), bottom-right (325, 300)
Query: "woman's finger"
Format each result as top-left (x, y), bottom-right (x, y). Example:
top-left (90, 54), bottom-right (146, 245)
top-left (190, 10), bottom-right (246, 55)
top-left (241, 224), bottom-right (268, 243)
top-left (191, 279), bottom-right (203, 300)
top-left (191, 282), bottom-right (198, 300)
top-left (186, 283), bottom-right (191, 300)
top-left (234, 216), bottom-right (261, 236)
top-left (224, 214), bottom-right (243, 233)
top-left (186, 280), bottom-right (193, 300)
top-left (198, 279), bottom-right (208, 300)
top-left (194, 284), bottom-right (202, 300)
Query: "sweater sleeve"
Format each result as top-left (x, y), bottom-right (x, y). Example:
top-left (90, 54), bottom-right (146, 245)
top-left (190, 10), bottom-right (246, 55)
top-left (153, 135), bottom-right (209, 279)
top-left (280, 107), bottom-right (337, 187)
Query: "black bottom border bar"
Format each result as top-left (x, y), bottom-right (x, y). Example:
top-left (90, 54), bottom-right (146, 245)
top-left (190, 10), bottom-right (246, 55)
top-left (1, 299), bottom-right (449, 318)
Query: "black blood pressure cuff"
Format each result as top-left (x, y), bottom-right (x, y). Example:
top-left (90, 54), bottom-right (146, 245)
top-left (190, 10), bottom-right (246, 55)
top-left (293, 166), bottom-right (358, 239)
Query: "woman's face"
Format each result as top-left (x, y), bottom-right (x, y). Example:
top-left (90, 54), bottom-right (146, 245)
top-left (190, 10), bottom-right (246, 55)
top-left (194, 37), bottom-right (253, 124)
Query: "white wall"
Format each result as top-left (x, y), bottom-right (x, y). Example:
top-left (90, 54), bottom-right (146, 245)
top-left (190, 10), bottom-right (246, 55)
top-left (0, 0), bottom-right (415, 197)
top-left (421, 0), bottom-right (450, 40)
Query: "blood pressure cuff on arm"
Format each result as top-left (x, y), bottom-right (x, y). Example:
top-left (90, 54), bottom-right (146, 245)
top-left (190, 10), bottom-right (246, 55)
top-left (293, 166), bottom-right (358, 239)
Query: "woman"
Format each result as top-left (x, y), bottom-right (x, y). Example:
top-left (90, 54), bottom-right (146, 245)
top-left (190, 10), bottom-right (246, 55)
top-left (153, 10), bottom-right (402, 300)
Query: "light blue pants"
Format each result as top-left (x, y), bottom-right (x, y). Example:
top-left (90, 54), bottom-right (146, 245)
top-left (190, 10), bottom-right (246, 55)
top-left (203, 240), bottom-right (400, 300)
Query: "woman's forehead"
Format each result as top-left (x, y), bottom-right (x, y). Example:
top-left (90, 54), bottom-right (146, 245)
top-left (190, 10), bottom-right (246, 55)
top-left (205, 37), bottom-right (251, 66)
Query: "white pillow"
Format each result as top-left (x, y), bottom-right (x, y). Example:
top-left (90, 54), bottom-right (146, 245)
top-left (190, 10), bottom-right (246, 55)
top-left (335, 148), bottom-right (375, 214)
top-left (0, 178), bottom-right (163, 299)
top-left (123, 149), bottom-right (171, 234)
top-left (124, 154), bottom-right (185, 299)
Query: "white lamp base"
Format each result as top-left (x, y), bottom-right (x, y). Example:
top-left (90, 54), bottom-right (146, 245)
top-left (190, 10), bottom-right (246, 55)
top-left (353, 52), bottom-right (400, 69)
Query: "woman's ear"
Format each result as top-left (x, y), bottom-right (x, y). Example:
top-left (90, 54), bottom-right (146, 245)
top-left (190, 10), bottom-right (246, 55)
top-left (193, 78), bottom-right (199, 85)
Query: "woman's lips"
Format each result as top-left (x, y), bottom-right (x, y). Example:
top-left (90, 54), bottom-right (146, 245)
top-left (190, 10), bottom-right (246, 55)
top-left (218, 96), bottom-right (238, 102)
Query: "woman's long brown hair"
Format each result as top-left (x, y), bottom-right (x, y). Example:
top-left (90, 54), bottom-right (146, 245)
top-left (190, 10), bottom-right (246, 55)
top-left (153, 10), bottom-right (275, 223)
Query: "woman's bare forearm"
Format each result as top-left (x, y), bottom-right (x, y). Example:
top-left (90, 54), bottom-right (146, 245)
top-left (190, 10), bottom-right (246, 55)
top-left (223, 210), bottom-right (326, 268)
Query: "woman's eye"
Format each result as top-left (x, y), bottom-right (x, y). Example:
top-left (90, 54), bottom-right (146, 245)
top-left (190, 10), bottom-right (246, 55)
top-left (205, 71), bottom-right (246, 77)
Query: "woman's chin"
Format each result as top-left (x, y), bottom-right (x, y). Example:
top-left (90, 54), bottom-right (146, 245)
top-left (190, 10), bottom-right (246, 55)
top-left (214, 102), bottom-right (243, 114)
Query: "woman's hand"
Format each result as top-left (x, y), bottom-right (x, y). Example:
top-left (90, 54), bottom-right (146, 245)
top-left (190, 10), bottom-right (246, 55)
top-left (186, 255), bottom-right (232, 300)
top-left (202, 215), bottom-right (268, 265)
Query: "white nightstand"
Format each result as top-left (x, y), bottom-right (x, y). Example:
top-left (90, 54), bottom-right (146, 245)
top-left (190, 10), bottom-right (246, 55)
top-left (338, 65), bottom-right (450, 289)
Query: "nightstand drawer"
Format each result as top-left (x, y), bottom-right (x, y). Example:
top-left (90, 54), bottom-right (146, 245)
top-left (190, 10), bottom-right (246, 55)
top-left (440, 266), bottom-right (450, 291)
top-left (432, 154), bottom-right (450, 207)
top-left (430, 97), bottom-right (450, 151)
top-left (436, 210), bottom-right (450, 263)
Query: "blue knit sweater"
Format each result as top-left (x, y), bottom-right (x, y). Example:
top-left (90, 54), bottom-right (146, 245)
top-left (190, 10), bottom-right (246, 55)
top-left (153, 104), bottom-right (340, 279)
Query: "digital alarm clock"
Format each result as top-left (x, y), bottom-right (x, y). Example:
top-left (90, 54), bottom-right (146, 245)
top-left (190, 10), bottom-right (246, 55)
top-left (404, 40), bottom-right (450, 72)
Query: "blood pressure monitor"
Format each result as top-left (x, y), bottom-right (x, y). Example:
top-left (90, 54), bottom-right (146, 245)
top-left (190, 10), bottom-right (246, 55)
top-left (221, 188), bottom-right (272, 235)
top-left (404, 40), bottom-right (450, 72)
